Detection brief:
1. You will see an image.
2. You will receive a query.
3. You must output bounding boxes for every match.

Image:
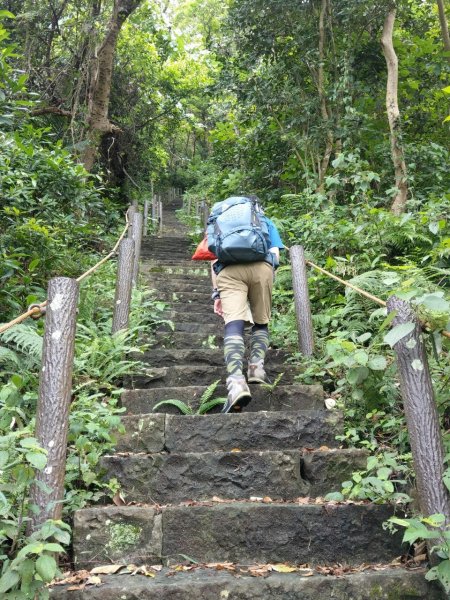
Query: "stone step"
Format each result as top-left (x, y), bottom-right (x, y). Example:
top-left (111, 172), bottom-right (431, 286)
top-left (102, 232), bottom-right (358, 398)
top-left (137, 347), bottom-right (288, 367)
top-left (152, 331), bottom-right (223, 348)
top-left (147, 280), bottom-right (211, 293)
top-left (144, 265), bottom-right (210, 276)
top-left (72, 502), bottom-right (403, 569)
top-left (154, 320), bottom-right (221, 334)
top-left (141, 270), bottom-right (210, 283)
top-left (150, 290), bottom-right (212, 304)
top-left (115, 410), bottom-right (342, 453)
top-left (121, 383), bottom-right (324, 414)
top-left (101, 447), bottom-right (365, 504)
top-left (159, 310), bottom-right (221, 324)
top-left (130, 364), bottom-right (298, 388)
top-left (49, 567), bottom-right (443, 600)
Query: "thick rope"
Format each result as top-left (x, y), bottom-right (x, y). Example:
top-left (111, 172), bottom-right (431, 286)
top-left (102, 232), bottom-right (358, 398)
top-left (305, 259), bottom-right (450, 340)
top-left (0, 215), bottom-right (130, 335)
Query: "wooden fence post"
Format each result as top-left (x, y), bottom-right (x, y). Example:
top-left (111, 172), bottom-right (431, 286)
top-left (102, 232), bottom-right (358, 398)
top-left (143, 199), bottom-right (149, 236)
top-left (127, 204), bottom-right (137, 239)
top-left (290, 245), bottom-right (314, 356)
top-left (130, 212), bottom-right (143, 287)
top-left (203, 200), bottom-right (209, 230)
top-left (112, 238), bottom-right (135, 333)
top-left (159, 199), bottom-right (163, 234)
top-left (387, 297), bottom-right (450, 534)
top-left (28, 277), bottom-right (79, 532)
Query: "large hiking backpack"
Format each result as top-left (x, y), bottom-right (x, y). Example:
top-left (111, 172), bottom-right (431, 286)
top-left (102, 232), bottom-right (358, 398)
top-left (206, 196), bottom-right (271, 264)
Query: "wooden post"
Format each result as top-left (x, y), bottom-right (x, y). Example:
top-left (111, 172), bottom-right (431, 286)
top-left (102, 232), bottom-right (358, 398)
top-left (203, 201), bottom-right (209, 230)
top-left (28, 277), bottom-right (79, 532)
top-left (159, 199), bottom-right (163, 234)
top-left (387, 297), bottom-right (450, 534)
top-left (131, 212), bottom-right (143, 286)
top-left (143, 199), bottom-right (149, 236)
top-left (127, 204), bottom-right (137, 239)
top-left (112, 238), bottom-right (135, 333)
top-left (290, 245), bottom-right (314, 356)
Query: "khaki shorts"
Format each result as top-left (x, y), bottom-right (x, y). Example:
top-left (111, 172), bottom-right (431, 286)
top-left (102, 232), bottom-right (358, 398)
top-left (216, 262), bottom-right (274, 325)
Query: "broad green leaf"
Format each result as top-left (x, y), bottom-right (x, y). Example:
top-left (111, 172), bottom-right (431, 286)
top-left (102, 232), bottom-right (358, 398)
top-left (443, 469), bottom-right (450, 493)
top-left (419, 294), bottom-right (450, 312)
top-left (324, 492), bottom-right (344, 502)
top-left (383, 322), bottom-right (415, 347)
top-left (379, 310), bottom-right (397, 331)
top-left (346, 366), bottom-right (369, 385)
top-left (0, 569), bottom-right (20, 593)
top-left (35, 554), bottom-right (57, 582)
top-left (43, 542), bottom-right (65, 553)
top-left (353, 350), bottom-right (369, 366)
top-left (26, 452), bottom-right (47, 470)
top-left (367, 356), bottom-right (387, 370)
top-left (20, 437), bottom-right (39, 449)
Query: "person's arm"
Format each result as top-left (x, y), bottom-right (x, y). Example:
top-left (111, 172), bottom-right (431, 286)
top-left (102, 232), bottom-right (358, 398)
top-left (211, 260), bottom-right (224, 317)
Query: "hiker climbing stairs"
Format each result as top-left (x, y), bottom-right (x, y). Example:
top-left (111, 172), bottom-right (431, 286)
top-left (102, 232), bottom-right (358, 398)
top-left (51, 198), bottom-right (444, 599)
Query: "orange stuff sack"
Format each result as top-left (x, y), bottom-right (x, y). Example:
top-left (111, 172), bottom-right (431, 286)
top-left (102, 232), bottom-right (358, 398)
top-left (192, 237), bottom-right (217, 261)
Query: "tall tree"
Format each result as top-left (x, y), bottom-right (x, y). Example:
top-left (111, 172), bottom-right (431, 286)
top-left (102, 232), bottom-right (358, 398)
top-left (436, 0), bottom-right (450, 57)
top-left (82, 0), bottom-right (143, 170)
top-left (381, 7), bottom-right (408, 215)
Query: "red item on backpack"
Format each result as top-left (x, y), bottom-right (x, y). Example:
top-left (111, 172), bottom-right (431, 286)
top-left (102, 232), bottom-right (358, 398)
top-left (192, 237), bottom-right (217, 261)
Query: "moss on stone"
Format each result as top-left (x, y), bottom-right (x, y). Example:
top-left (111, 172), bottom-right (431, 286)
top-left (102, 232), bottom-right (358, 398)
top-left (106, 522), bottom-right (142, 554)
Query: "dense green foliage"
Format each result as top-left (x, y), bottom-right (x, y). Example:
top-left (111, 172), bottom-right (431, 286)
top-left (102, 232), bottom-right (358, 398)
top-left (0, 0), bottom-right (449, 594)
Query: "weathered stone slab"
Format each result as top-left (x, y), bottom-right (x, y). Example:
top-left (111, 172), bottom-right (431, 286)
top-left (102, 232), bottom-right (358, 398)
top-left (160, 310), bottom-right (220, 323)
top-left (131, 364), bottom-right (298, 388)
top-left (50, 568), bottom-right (446, 600)
top-left (152, 331), bottom-right (224, 348)
top-left (162, 503), bottom-right (404, 565)
top-left (138, 348), bottom-right (289, 368)
top-left (101, 451), bottom-right (308, 503)
top-left (121, 384), bottom-right (324, 414)
top-left (302, 448), bottom-right (369, 496)
top-left (114, 414), bottom-right (165, 453)
top-left (73, 506), bottom-right (161, 569)
top-left (164, 411), bottom-right (342, 452)
top-left (155, 321), bottom-right (221, 334)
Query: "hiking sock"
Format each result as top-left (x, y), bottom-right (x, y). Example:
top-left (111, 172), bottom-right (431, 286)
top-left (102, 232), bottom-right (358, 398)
top-left (250, 324), bottom-right (269, 364)
top-left (224, 335), bottom-right (245, 377)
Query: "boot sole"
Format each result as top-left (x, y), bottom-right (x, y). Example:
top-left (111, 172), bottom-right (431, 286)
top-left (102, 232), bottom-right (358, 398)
top-left (222, 390), bottom-right (252, 413)
top-left (248, 377), bottom-right (267, 384)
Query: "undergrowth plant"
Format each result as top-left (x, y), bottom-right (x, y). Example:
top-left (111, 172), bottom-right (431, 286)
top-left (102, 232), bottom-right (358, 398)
top-left (153, 379), bottom-right (226, 415)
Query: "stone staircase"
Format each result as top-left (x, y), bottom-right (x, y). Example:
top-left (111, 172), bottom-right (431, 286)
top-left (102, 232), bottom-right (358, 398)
top-left (51, 200), bottom-right (444, 599)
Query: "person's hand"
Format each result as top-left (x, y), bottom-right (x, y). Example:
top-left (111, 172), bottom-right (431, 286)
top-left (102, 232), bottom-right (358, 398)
top-left (214, 298), bottom-right (224, 318)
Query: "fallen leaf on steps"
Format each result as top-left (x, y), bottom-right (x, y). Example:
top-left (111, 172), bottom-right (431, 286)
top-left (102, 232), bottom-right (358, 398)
top-left (270, 563), bottom-right (297, 573)
top-left (90, 565), bottom-right (124, 575)
top-left (112, 490), bottom-right (126, 506)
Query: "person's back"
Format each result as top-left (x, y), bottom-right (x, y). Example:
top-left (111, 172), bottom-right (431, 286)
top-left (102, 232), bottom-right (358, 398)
top-left (210, 195), bottom-right (284, 413)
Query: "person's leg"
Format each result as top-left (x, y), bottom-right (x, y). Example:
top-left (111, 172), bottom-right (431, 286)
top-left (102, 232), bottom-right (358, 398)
top-left (247, 262), bottom-right (273, 383)
top-left (216, 266), bottom-right (252, 412)
top-left (224, 320), bottom-right (245, 377)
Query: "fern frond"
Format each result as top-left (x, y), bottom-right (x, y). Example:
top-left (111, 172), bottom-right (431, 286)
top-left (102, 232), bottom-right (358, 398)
top-left (152, 399), bottom-right (193, 414)
top-left (199, 379), bottom-right (221, 405)
top-left (198, 397), bottom-right (226, 414)
top-left (0, 347), bottom-right (22, 369)
top-left (0, 324), bottom-right (43, 361)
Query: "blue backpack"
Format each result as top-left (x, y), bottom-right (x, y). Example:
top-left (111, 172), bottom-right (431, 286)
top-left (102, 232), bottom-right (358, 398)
top-left (206, 196), bottom-right (271, 264)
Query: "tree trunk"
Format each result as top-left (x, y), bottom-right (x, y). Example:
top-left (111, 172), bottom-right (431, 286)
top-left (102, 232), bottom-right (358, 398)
top-left (381, 9), bottom-right (408, 216)
top-left (317, 0), bottom-right (334, 190)
top-left (436, 0), bottom-right (450, 57)
top-left (82, 0), bottom-right (142, 170)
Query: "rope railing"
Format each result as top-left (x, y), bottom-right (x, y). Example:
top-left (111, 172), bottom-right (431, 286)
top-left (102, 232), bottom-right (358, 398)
top-left (0, 213), bottom-right (131, 335)
top-left (303, 257), bottom-right (450, 339)
top-left (290, 243), bottom-right (450, 551)
top-left (0, 188), bottom-right (172, 535)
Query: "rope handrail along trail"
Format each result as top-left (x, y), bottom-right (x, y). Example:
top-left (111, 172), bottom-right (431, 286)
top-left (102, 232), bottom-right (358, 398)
top-left (0, 214), bottom-right (130, 335)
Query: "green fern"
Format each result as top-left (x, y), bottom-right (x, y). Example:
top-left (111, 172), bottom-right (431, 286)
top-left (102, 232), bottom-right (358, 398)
top-left (152, 398), bottom-right (193, 414)
top-left (0, 324), bottom-right (43, 362)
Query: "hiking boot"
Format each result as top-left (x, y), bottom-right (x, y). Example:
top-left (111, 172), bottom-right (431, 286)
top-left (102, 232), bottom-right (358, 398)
top-left (247, 359), bottom-right (267, 384)
top-left (222, 375), bottom-right (252, 413)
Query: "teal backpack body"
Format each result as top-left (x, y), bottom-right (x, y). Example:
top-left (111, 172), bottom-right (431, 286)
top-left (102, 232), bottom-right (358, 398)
top-left (206, 196), bottom-right (271, 264)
